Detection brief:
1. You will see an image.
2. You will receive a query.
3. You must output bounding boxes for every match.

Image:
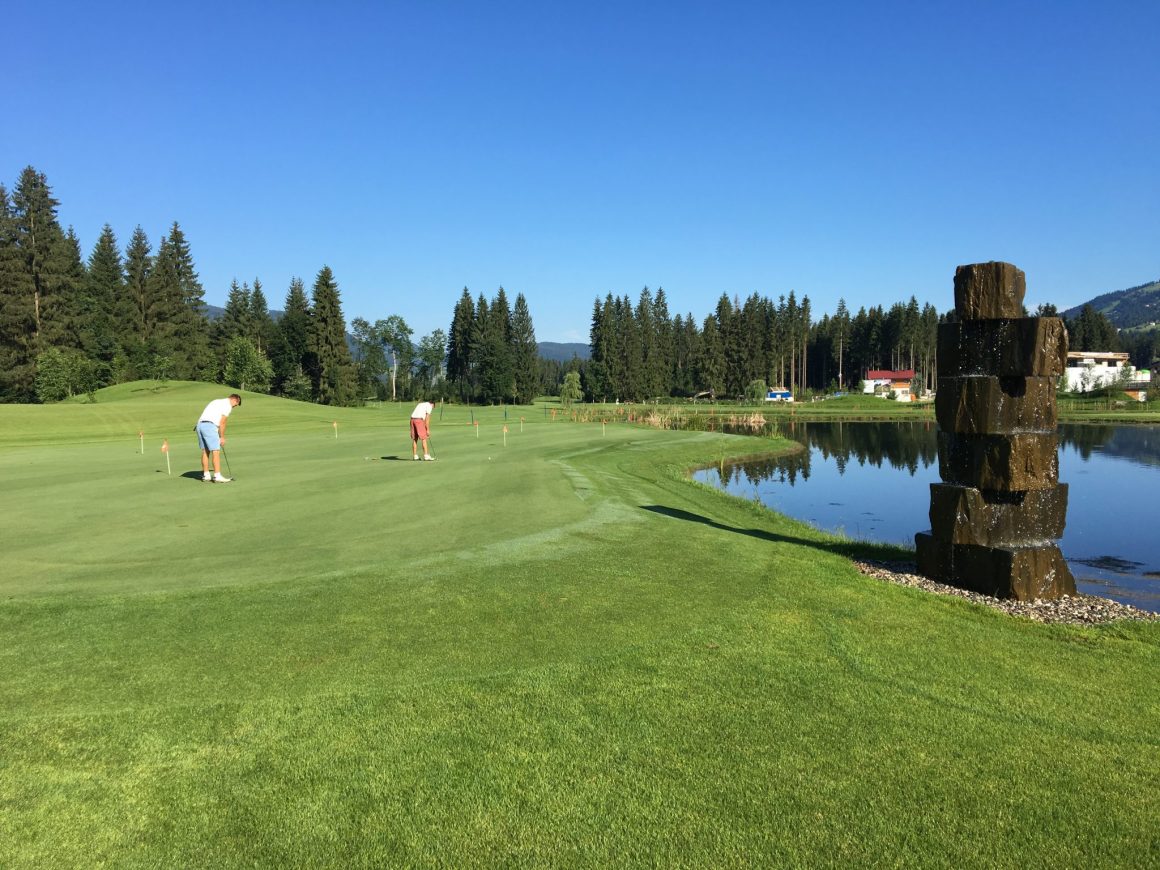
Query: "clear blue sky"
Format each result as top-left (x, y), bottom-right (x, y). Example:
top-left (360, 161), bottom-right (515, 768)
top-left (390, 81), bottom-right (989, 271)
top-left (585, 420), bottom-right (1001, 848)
top-left (5, 0), bottom-right (1157, 342)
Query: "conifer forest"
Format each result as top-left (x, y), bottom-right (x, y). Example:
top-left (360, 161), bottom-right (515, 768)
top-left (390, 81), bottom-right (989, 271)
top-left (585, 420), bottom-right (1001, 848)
top-left (1, 166), bottom-right (1133, 406)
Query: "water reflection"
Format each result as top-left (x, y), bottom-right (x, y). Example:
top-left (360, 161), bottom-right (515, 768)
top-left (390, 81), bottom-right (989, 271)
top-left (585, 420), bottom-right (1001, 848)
top-left (694, 421), bottom-right (1160, 613)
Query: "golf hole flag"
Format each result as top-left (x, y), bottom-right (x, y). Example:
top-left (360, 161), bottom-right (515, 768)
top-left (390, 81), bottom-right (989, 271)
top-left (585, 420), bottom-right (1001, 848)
top-left (161, 439), bottom-right (171, 475)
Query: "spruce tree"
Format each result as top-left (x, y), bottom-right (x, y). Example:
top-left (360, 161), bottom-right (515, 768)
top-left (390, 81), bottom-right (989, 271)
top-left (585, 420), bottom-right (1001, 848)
top-left (118, 226), bottom-right (153, 378)
top-left (698, 315), bottom-right (725, 396)
top-left (468, 294), bottom-right (489, 402)
top-left (478, 288), bottom-right (514, 403)
top-left (652, 287), bottom-right (674, 398)
top-left (0, 183), bottom-right (38, 401)
top-left (213, 279), bottom-right (251, 379)
top-left (446, 288), bottom-right (475, 401)
top-left (510, 292), bottom-right (538, 404)
top-left (7, 167), bottom-right (78, 398)
top-left (636, 287), bottom-right (660, 399)
top-left (146, 223), bottom-right (211, 380)
top-left (249, 278), bottom-right (277, 356)
top-left (308, 265), bottom-right (357, 405)
top-left (272, 277), bottom-right (311, 391)
top-left (58, 228), bottom-right (89, 353)
top-left (84, 224), bottom-right (125, 384)
top-left (585, 296), bottom-right (611, 402)
top-left (832, 298), bottom-right (850, 390)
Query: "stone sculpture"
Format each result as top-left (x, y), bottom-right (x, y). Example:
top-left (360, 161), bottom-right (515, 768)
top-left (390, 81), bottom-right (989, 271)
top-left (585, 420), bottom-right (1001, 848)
top-left (916, 262), bottom-right (1077, 600)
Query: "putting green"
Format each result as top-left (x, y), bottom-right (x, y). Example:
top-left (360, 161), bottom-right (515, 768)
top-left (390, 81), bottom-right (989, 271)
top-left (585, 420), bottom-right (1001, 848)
top-left (1, 382), bottom-right (1157, 866)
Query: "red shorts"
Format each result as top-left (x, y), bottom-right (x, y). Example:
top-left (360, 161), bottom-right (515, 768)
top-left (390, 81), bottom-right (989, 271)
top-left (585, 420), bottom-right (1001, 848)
top-left (410, 418), bottom-right (429, 440)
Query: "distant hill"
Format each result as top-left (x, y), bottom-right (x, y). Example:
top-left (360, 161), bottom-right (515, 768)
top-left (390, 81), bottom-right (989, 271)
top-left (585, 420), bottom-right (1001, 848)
top-left (1063, 279), bottom-right (1160, 330)
top-left (538, 342), bottom-right (590, 362)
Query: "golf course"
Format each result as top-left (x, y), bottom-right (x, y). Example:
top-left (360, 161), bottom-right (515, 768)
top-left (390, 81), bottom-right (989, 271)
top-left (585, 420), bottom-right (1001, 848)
top-left (1, 381), bottom-right (1157, 867)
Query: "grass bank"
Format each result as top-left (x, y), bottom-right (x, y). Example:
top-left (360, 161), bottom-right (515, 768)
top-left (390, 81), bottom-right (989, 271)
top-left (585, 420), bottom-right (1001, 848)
top-left (1, 382), bottom-right (1157, 866)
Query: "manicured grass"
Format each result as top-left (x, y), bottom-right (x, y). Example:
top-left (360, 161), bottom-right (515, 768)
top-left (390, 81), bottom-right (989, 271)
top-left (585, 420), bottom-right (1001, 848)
top-left (1, 382), bottom-right (1157, 866)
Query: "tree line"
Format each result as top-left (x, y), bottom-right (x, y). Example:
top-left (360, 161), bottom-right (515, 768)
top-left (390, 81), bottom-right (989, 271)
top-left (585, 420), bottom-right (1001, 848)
top-left (581, 288), bottom-right (942, 402)
top-left (0, 166), bottom-right (494, 405)
top-left (6, 164), bottom-right (1151, 407)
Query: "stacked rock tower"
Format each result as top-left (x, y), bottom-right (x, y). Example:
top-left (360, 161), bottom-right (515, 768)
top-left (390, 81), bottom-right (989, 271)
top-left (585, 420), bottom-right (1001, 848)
top-left (916, 262), bottom-right (1076, 600)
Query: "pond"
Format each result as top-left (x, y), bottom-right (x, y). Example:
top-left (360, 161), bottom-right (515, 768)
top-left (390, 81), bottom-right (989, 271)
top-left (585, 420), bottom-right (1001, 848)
top-left (692, 421), bottom-right (1160, 613)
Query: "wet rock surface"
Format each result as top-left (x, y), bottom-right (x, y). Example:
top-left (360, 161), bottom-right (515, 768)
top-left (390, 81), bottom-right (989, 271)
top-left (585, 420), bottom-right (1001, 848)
top-left (919, 261), bottom-right (1075, 600)
top-left (938, 318), bottom-right (1068, 377)
top-left (856, 559), bottom-right (1156, 625)
top-left (954, 261), bottom-right (1026, 319)
top-left (937, 431), bottom-right (1059, 492)
top-left (928, 483), bottom-right (1068, 546)
top-left (934, 376), bottom-right (1057, 434)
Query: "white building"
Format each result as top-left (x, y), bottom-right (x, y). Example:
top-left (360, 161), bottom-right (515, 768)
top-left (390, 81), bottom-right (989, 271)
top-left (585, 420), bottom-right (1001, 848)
top-left (1063, 351), bottom-right (1150, 392)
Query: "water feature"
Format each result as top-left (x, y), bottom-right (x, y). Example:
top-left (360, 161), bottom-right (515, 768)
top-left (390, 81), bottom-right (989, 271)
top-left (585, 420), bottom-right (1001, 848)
top-left (692, 421), bottom-right (1160, 612)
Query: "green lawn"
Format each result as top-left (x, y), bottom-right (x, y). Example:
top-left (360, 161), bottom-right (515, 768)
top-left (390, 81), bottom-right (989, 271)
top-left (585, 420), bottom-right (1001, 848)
top-left (1, 382), bottom-right (1157, 867)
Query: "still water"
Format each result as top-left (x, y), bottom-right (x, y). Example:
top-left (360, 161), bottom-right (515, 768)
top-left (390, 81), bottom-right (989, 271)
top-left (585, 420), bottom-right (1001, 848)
top-left (693, 422), bottom-right (1160, 613)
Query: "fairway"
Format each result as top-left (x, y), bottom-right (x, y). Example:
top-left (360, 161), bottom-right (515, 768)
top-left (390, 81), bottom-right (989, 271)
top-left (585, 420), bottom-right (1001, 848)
top-left (1, 383), bottom-right (1158, 867)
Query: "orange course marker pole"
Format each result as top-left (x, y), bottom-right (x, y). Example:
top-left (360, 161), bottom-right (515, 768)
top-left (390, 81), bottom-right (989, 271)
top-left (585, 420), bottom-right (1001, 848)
top-left (161, 439), bottom-right (171, 476)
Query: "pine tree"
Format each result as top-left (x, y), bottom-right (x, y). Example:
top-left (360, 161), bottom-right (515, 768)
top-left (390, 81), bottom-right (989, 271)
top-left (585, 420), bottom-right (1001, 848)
top-left (249, 278), bottom-right (277, 355)
top-left (510, 292), bottom-right (538, 404)
top-left (146, 223), bottom-right (211, 380)
top-left (0, 183), bottom-right (38, 401)
top-left (84, 224), bottom-right (125, 384)
top-left (832, 298), bottom-right (850, 390)
top-left (308, 265), bottom-right (357, 405)
top-left (715, 294), bottom-right (742, 396)
top-left (652, 287), bottom-right (675, 398)
top-left (58, 228), bottom-right (88, 353)
top-left (120, 226), bottom-right (153, 375)
top-left (585, 296), bottom-right (612, 402)
top-left (5, 167), bottom-right (79, 399)
top-left (478, 288), bottom-right (514, 403)
top-left (799, 295), bottom-right (811, 395)
top-left (697, 315), bottom-right (725, 396)
top-left (213, 279), bottom-right (251, 380)
top-left (446, 288), bottom-right (475, 401)
top-left (272, 277), bottom-right (311, 391)
top-left (616, 294), bottom-right (643, 401)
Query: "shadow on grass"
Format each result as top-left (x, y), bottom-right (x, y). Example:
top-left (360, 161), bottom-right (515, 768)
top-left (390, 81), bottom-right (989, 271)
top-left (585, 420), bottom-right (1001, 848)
top-left (642, 504), bottom-right (913, 563)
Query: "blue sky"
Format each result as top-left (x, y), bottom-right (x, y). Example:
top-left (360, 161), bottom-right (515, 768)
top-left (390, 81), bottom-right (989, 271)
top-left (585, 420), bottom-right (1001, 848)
top-left (4, 0), bottom-right (1157, 342)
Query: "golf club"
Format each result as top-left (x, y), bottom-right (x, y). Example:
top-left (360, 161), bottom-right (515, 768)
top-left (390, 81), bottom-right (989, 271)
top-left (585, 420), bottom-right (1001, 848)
top-left (221, 443), bottom-right (234, 479)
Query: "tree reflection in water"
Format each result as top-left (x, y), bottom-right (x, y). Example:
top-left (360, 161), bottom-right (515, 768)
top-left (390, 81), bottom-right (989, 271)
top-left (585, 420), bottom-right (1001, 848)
top-left (696, 421), bottom-right (1160, 613)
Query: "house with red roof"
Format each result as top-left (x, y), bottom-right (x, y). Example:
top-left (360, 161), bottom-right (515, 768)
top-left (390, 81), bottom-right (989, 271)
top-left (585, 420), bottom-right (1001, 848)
top-left (863, 369), bottom-right (916, 400)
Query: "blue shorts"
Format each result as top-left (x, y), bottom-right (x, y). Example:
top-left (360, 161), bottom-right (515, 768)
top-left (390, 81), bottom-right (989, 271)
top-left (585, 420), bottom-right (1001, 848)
top-left (196, 421), bottom-right (221, 451)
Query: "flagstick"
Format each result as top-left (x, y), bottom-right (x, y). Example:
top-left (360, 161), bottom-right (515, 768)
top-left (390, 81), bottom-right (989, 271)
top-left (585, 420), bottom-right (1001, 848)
top-left (333, 421), bottom-right (338, 439)
top-left (162, 438), bottom-right (171, 475)
top-left (139, 430), bottom-right (144, 454)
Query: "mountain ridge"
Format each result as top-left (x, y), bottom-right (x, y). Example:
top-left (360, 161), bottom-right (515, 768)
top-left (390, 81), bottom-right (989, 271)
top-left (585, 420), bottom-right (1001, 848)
top-left (1063, 278), bottom-right (1160, 330)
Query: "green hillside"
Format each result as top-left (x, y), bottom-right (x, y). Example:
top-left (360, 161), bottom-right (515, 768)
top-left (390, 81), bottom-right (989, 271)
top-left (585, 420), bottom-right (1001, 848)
top-left (1064, 278), bottom-right (1160, 329)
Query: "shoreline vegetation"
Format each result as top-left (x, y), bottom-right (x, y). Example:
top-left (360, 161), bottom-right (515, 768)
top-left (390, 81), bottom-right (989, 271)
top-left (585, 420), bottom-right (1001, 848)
top-left (2, 382), bottom-right (1157, 865)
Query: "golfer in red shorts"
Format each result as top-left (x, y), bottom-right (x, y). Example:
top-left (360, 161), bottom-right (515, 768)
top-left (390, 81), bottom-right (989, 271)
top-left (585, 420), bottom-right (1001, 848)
top-left (410, 399), bottom-right (435, 460)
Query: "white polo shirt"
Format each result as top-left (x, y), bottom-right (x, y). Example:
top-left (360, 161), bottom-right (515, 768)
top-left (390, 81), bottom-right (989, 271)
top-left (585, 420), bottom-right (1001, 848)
top-left (199, 398), bottom-right (235, 425)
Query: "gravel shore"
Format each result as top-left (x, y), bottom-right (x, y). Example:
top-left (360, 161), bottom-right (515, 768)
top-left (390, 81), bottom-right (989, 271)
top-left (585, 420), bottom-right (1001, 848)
top-left (854, 560), bottom-right (1159, 625)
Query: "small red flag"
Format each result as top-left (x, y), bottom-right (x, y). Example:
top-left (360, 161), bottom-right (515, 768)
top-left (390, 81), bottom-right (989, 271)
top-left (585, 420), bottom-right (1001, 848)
top-left (161, 439), bottom-right (169, 453)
